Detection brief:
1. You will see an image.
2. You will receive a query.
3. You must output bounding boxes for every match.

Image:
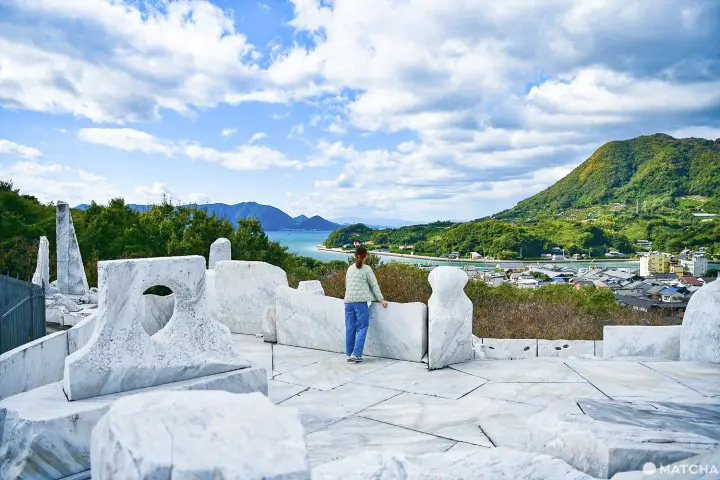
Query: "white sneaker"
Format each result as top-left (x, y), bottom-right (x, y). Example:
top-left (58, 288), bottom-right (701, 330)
top-left (347, 355), bottom-right (358, 362)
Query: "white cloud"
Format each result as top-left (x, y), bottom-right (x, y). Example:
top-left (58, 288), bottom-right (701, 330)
top-left (77, 128), bottom-right (176, 155)
top-left (0, 139), bottom-right (43, 159)
top-left (134, 182), bottom-right (175, 203)
top-left (248, 132), bottom-right (268, 144)
top-left (188, 192), bottom-right (212, 204)
top-left (667, 126), bottom-right (720, 140)
top-left (221, 128), bottom-right (238, 137)
top-left (288, 123), bottom-right (305, 138)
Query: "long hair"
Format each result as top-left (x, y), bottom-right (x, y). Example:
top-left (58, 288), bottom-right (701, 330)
top-left (355, 246), bottom-right (368, 268)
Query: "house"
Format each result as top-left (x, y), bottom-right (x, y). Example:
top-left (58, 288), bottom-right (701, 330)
top-left (571, 279), bottom-right (595, 290)
top-left (363, 241), bottom-right (374, 246)
top-left (679, 276), bottom-right (703, 287)
top-left (650, 272), bottom-right (679, 281)
top-left (469, 252), bottom-right (483, 260)
top-left (639, 252), bottom-right (672, 276)
top-left (658, 287), bottom-right (688, 303)
top-left (352, 240), bottom-right (361, 246)
top-left (680, 253), bottom-right (708, 277)
top-left (496, 262), bottom-right (525, 273)
top-left (517, 277), bottom-right (542, 289)
top-left (479, 271), bottom-right (506, 287)
top-left (606, 251), bottom-right (627, 257)
top-left (616, 295), bottom-right (687, 314)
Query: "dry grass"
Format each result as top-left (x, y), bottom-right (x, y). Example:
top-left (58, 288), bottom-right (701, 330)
top-left (317, 263), bottom-right (675, 340)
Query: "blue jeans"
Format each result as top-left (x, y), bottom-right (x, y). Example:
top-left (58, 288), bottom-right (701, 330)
top-left (345, 302), bottom-right (370, 357)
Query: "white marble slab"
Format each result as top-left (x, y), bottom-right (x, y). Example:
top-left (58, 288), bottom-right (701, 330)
top-left (231, 334), bottom-right (273, 379)
top-left (64, 256), bottom-right (247, 400)
top-left (297, 280), bottom-right (325, 295)
top-left (450, 358), bottom-right (585, 383)
top-left (594, 340), bottom-right (603, 357)
top-left (640, 361), bottom-right (720, 397)
top-left (525, 405), bottom-right (720, 478)
top-left (91, 391), bottom-right (309, 480)
top-left (565, 360), bottom-right (706, 400)
top-left (56, 202), bottom-right (89, 295)
top-left (268, 380), bottom-right (308, 404)
top-left (538, 340), bottom-right (595, 358)
top-left (273, 355), bottom-right (396, 391)
top-left (680, 278), bottom-right (720, 363)
top-left (358, 392), bottom-right (495, 447)
top-left (280, 383), bottom-right (400, 434)
top-left (208, 237), bottom-right (231, 269)
top-left (480, 338), bottom-right (538, 359)
top-left (31, 235), bottom-right (49, 287)
top-left (0, 368), bottom-right (267, 480)
top-left (353, 360), bottom-right (487, 399)
top-left (0, 331), bottom-right (68, 401)
top-left (604, 325), bottom-right (681, 360)
top-left (275, 286), bottom-right (427, 362)
top-left (272, 344), bottom-right (343, 374)
top-left (67, 314), bottom-right (98, 354)
top-left (427, 267), bottom-right (473, 369)
top-left (466, 382), bottom-right (606, 412)
top-left (305, 416), bottom-right (455, 467)
top-left (215, 261), bottom-right (288, 334)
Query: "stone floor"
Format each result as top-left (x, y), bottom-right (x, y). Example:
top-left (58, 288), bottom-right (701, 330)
top-left (232, 334), bottom-right (720, 478)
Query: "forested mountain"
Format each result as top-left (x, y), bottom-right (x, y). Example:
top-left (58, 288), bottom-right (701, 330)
top-left (325, 134), bottom-right (720, 259)
top-left (77, 201), bottom-right (340, 231)
top-left (496, 134), bottom-right (720, 220)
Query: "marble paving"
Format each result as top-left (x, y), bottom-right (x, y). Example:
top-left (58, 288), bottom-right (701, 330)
top-left (230, 334), bottom-right (720, 474)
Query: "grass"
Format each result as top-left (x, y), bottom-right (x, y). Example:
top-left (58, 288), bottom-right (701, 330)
top-left (315, 262), bottom-right (674, 340)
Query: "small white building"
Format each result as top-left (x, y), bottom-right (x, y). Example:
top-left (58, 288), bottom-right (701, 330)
top-left (681, 254), bottom-right (708, 277)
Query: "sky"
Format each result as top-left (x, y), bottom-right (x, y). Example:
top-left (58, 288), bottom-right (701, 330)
top-left (1, 0), bottom-right (719, 223)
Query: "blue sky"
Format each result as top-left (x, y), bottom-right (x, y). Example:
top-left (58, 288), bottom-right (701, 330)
top-left (1, 0), bottom-right (719, 222)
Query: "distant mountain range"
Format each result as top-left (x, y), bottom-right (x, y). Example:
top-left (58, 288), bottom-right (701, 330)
top-left (329, 217), bottom-right (417, 229)
top-left (75, 201), bottom-right (342, 231)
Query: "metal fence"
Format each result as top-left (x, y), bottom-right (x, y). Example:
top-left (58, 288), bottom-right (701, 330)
top-left (0, 273), bottom-right (46, 354)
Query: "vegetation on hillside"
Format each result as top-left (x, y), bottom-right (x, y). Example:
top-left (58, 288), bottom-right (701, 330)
top-left (325, 135), bottom-right (720, 259)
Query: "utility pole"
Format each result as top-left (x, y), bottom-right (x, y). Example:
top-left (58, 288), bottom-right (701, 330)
top-left (636, 198), bottom-right (639, 215)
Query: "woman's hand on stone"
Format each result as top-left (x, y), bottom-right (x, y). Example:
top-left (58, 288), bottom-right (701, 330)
top-left (381, 300), bottom-right (389, 309)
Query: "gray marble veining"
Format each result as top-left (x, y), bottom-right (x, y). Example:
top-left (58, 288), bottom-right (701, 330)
top-left (273, 355), bottom-right (396, 391)
top-left (451, 358), bottom-right (585, 382)
top-left (641, 361), bottom-right (720, 396)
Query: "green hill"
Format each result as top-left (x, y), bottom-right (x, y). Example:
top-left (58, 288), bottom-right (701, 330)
top-left (497, 134), bottom-right (720, 220)
top-left (325, 134), bottom-right (720, 259)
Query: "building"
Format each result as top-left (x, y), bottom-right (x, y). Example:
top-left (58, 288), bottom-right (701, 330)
top-left (639, 252), bottom-right (671, 277)
top-left (680, 253), bottom-right (708, 277)
top-left (469, 252), bottom-right (483, 260)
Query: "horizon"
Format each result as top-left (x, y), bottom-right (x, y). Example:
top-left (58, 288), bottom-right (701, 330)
top-left (1, 1), bottom-right (719, 223)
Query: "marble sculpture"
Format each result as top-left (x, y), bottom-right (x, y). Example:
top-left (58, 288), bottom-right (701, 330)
top-left (297, 280), bottom-right (325, 296)
top-left (680, 277), bottom-right (720, 363)
top-left (56, 201), bottom-right (89, 295)
top-left (31, 235), bottom-right (50, 288)
top-left (208, 237), bottom-right (231, 269)
top-left (428, 266), bottom-right (473, 370)
top-left (215, 260), bottom-right (289, 334)
top-left (63, 255), bottom-right (248, 401)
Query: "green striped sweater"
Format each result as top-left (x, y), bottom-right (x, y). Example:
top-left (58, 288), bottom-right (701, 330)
top-left (344, 264), bottom-right (384, 303)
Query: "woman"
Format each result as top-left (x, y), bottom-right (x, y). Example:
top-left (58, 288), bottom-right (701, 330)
top-left (344, 246), bottom-right (388, 362)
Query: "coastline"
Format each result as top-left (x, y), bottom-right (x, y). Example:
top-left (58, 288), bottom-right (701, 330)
top-left (315, 246), bottom-right (640, 265)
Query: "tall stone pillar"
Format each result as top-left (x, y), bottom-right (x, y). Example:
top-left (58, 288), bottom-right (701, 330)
top-left (56, 201), bottom-right (89, 295)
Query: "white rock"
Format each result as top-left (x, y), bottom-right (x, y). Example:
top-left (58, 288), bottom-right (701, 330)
top-left (0, 368), bottom-right (268, 480)
top-left (62, 310), bottom-right (92, 327)
top-left (63, 256), bottom-right (249, 401)
top-left (142, 293), bottom-right (175, 336)
top-left (680, 279), bottom-right (720, 363)
top-left (604, 326), bottom-right (681, 360)
top-left (427, 267), bottom-right (473, 370)
top-left (206, 269), bottom-right (219, 321)
top-left (50, 293), bottom-right (82, 312)
top-left (0, 331), bottom-right (67, 401)
top-left (312, 447), bottom-right (597, 480)
top-left (275, 286), bottom-right (428, 362)
top-left (79, 291), bottom-right (98, 304)
top-left (480, 338), bottom-right (538, 360)
top-left (215, 261), bottom-right (289, 334)
top-left (538, 340), bottom-right (595, 358)
top-left (263, 305), bottom-right (277, 343)
top-left (472, 335), bottom-right (486, 359)
top-left (208, 237), bottom-right (231, 269)
top-left (68, 313), bottom-right (98, 354)
top-left (91, 391), bottom-right (309, 480)
top-left (31, 236), bottom-right (50, 288)
top-left (594, 341), bottom-right (603, 357)
top-left (298, 280), bottom-right (325, 296)
top-left (56, 201), bottom-right (89, 295)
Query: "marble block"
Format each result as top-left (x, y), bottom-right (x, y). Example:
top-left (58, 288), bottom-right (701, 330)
top-left (67, 314), bottom-right (98, 354)
top-left (0, 331), bottom-right (67, 401)
top-left (297, 280), bottom-right (325, 295)
top-left (63, 256), bottom-right (248, 401)
top-left (205, 268), bottom-right (219, 321)
top-left (312, 447), bottom-right (597, 480)
top-left (604, 325), bottom-right (681, 360)
top-left (451, 358), bottom-right (585, 382)
top-left (538, 340), bottom-right (595, 358)
top-left (595, 341), bottom-right (603, 357)
top-left (526, 403), bottom-right (720, 478)
top-left (215, 261), bottom-right (288, 334)
top-left (31, 235), bottom-right (50, 287)
top-left (208, 237), bottom-right (231, 269)
top-left (481, 338), bottom-right (538, 359)
top-left (275, 286), bottom-right (428, 362)
top-left (91, 391), bottom-right (309, 480)
top-left (262, 305), bottom-right (277, 343)
top-left (56, 202), bottom-right (89, 295)
top-left (142, 293), bottom-right (175, 336)
top-left (428, 267), bottom-right (473, 370)
top-left (680, 278), bottom-right (720, 363)
top-left (0, 368), bottom-right (267, 480)
top-left (641, 361), bottom-right (720, 397)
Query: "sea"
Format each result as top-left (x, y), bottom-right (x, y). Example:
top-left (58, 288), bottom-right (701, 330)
top-left (266, 230), bottom-right (714, 272)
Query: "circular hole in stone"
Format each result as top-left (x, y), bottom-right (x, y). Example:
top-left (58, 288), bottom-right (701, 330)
top-left (142, 285), bottom-right (175, 336)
